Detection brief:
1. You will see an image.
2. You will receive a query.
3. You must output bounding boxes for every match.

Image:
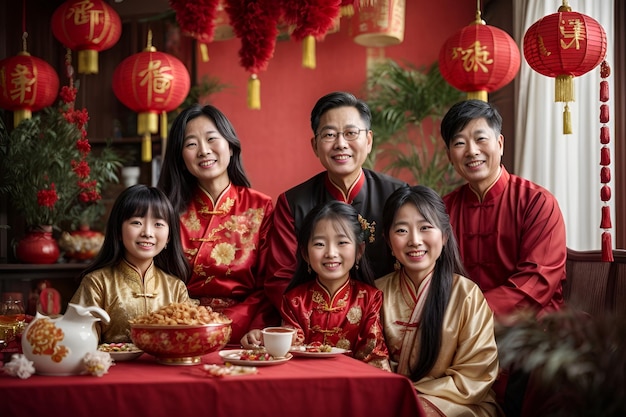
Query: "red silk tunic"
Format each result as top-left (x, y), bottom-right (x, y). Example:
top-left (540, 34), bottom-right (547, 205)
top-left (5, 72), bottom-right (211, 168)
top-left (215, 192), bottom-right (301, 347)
top-left (181, 184), bottom-right (277, 341)
top-left (443, 168), bottom-right (566, 319)
top-left (282, 278), bottom-right (390, 370)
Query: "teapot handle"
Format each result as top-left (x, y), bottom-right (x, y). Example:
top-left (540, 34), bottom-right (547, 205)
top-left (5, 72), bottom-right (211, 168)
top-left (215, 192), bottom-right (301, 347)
top-left (67, 303), bottom-right (111, 324)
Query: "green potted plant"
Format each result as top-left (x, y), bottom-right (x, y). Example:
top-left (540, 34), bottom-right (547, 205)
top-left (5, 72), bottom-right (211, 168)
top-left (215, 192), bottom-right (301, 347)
top-left (495, 309), bottom-right (626, 417)
top-left (363, 59), bottom-right (464, 195)
top-left (0, 82), bottom-right (123, 263)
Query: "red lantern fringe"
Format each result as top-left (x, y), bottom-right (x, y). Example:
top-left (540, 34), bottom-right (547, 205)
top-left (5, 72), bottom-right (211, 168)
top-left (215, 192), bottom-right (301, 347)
top-left (600, 80), bottom-right (609, 102)
top-left (169, 0), bottom-right (220, 42)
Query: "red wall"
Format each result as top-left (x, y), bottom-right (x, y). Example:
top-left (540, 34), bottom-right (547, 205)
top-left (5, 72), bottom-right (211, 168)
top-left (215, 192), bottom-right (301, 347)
top-left (196, 1), bottom-right (475, 201)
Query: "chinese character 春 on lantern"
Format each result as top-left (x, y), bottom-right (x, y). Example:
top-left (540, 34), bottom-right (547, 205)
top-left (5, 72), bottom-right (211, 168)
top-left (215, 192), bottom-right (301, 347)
top-left (523, 0), bottom-right (606, 134)
top-left (112, 31), bottom-right (190, 162)
top-left (439, 8), bottom-right (520, 102)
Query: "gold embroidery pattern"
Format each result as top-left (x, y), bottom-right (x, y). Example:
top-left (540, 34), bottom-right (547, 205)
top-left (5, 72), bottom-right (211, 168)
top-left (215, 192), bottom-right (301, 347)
top-left (346, 306), bottom-right (362, 324)
top-left (183, 210), bottom-right (201, 232)
top-left (211, 242), bottom-right (237, 265)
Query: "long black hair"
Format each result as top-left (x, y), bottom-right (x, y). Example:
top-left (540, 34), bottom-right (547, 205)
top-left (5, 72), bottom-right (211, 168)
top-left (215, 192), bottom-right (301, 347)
top-left (80, 184), bottom-right (190, 282)
top-left (286, 200), bottom-right (375, 292)
top-left (157, 104), bottom-right (250, 214)
top-left (382, 185), bottom-right (467, 381)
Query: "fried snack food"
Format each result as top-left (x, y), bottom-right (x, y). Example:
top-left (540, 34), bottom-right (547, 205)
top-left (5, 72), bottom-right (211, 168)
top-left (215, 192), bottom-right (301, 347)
top-left (129, 303), bottom-right (230, 326)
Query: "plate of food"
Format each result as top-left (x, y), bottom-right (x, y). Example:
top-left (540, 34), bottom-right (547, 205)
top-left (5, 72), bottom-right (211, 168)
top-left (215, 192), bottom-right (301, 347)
top-left (98, 342), bottom-right (144, 361)
top-left (290, 342), bottom-right (349, 358)
top-left (218, 349), bottom-right (292, 366)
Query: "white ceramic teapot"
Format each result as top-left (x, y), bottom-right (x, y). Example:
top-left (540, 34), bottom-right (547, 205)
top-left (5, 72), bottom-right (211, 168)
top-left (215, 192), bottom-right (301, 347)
top-left (21, 303), bottom-right (110, 376)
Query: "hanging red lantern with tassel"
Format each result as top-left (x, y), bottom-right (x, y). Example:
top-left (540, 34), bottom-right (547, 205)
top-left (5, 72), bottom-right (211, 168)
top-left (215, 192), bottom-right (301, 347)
top-left (522, 0), bottom-right (606, 134)
top-left (439, 8), bottom-right (520, 102)
top-left (0, 36), bottom-right (60, 127)
top-left (112, 31), bottom-right (190, 162)
top-left (51, 0), bottom-right (122, 75)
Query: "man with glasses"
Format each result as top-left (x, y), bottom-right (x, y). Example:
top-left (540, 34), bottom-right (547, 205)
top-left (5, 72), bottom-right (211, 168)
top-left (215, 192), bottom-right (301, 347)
top-left (263, 91), bottom-right (408, 309)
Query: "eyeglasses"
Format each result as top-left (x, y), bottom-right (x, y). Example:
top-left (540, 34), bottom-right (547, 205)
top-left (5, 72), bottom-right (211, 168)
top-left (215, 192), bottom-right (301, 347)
top-left (315, 128), bottom-right (367, 143)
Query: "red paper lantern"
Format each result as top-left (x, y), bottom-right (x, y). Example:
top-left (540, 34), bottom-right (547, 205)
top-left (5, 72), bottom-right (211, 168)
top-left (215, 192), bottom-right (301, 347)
top-left (112, 33), bottom-right (190, 162)
top-left (0, 51), bottom-right (60, 127)
top-left (439, 11), bottom-right (520, 102)
top-left (523, 1), bottom-right (607, 134)
top-left (51, 0), bottom-right (122, 75)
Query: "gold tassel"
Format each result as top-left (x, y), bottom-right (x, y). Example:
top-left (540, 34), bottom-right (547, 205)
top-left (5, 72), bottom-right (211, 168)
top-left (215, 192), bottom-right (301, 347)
top-left (78, 50), bottom-right (98, 74)
top-left (563, 103), bottom-right (572, 135)
top-left (555, 74), bottom-right (574, 103)
top-left (340, 5), bottom-right (355, 17)
top-left (160, 111), bottom-right (168, 159)
top-left (160, 111), bottom-right (168, 140)
top-left (467, 91), bottom-right (488, 102)
top-left (142, 132), bottom-right (152, 162)
top-left (13, 109), bottom-right (31, 127)
top-left (303, 35), bottom-right (316, 69)
top-left (137, 112), bottom-right (159, 136)
top-left (199, 43), bottom-right (209, 62)
top-left (248, 74), bottom-right (261, 110)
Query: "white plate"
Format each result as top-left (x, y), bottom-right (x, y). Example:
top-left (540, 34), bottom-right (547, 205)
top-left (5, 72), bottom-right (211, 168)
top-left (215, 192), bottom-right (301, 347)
top-left (98, 343), bottom-right (143, 361)
top-left (218, 349), bottom-right (292, 366)
top-left (289, 346), bottom-right (348, 358)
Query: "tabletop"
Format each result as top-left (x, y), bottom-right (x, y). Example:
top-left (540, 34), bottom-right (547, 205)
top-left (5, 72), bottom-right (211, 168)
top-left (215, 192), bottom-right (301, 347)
top-left (1, 349), bottom-right (425, 417)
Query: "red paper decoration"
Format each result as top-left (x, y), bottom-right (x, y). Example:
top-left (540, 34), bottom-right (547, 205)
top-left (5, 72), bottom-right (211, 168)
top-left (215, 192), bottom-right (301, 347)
top-left (112, 32), bottom-right (190, 162)
top-left (282, 0), bottom-right (341, 69)
top-left (439, 10), bottom-right (520, 102)
top-left (51, 0), bottom-right (122, 75)
top-left (522, 1), bottom-right (607, 134)
top-left (0, 51), bottom-right (60, 127)
top-left (598, 60), bottom-right (612, 262)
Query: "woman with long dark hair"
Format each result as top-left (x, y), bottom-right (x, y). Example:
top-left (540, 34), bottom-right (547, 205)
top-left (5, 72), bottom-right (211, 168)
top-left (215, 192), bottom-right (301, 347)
top-left (158, 104), bottom-right (277, 342)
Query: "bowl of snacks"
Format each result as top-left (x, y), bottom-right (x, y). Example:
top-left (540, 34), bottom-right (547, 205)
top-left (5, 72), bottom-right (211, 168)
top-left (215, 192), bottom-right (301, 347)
top-left (129, 303), bottom-right (232, 365)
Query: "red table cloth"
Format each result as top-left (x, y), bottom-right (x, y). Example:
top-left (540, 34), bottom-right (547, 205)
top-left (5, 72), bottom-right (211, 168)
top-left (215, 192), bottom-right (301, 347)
top-left (1, 350), bottom-right (424, 417)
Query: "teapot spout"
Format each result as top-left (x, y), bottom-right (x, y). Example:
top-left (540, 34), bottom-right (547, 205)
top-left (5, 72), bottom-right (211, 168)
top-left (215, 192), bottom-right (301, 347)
top-left (65, 303), bottom-right (111, 325)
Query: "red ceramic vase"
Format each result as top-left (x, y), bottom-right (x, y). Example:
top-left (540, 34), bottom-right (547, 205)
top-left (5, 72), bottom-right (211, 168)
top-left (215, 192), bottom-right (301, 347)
top-left (16, 227), bottom-right (60, 264)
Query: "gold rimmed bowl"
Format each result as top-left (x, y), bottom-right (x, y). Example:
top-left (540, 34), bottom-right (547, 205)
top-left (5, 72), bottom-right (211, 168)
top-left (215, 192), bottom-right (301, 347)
top-left (130, 321), bottom-right (232, 365)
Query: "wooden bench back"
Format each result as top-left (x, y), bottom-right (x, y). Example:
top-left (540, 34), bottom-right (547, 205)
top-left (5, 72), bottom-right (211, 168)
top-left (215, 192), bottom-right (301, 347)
top-left (564, 248), bottom-right (626, 316)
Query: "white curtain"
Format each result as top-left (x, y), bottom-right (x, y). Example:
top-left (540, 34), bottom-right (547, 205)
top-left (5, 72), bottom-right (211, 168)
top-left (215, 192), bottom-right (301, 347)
top-left (513, 0), bottom-right (615, 250)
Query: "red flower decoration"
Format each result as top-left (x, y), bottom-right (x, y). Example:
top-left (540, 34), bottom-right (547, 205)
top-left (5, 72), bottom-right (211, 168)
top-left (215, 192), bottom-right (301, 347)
top-left (37, 184), bottom-right (59, 208)
top-left (76, 139), bottom-right (91, 155)
top-left (60, 86), bottom-right (77, 104)
top-left (72, 160), bottom-right (91, 178)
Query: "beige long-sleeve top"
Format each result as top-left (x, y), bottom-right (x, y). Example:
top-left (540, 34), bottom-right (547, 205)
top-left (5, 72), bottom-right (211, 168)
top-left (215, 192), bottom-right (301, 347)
top-left (70, 260), bottom-right (191, 343)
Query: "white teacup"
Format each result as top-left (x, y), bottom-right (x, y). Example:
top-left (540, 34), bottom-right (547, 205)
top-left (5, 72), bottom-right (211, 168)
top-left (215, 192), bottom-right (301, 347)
top-left (261, 327), bottom-right (295, 358)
